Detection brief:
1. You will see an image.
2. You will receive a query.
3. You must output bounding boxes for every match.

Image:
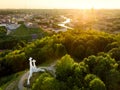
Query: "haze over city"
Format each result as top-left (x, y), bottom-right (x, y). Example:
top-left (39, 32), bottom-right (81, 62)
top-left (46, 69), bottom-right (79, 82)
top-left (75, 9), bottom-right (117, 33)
top-left (1, 0), bottom-right (120, 90)
top-left (0, 0), bottom-right (120, 9)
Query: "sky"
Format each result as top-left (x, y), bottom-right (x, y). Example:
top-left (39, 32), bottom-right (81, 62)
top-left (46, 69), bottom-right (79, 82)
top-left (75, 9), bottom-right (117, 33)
top-left (0, 0), bottom-right (120, 9)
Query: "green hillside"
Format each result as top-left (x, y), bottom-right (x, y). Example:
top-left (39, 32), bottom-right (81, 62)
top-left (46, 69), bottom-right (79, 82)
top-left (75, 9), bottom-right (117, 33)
top-left (10, 24), bottom-right (44, 39)
top-left (1, 29), bottom-right (120, 90)
top-left (0, 24), bottom-right (48, 50)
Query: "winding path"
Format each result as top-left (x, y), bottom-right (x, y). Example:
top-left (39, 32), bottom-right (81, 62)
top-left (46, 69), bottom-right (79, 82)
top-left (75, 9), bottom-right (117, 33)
top-left (18, 71), bottom-right (29, 90)
top-left (18, 62), bottom-right (56, 90)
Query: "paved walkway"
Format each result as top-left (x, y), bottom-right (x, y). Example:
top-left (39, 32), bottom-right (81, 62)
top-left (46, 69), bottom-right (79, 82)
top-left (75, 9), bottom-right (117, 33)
top-left (18, 61), bottom-right (56, 90)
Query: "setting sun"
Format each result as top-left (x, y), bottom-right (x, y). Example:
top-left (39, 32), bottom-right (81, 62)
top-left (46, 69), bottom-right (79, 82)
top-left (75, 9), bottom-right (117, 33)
top-left (0, 0), bottom-right (120, 9)
top-left (1, 0), bottom-right (120, 89)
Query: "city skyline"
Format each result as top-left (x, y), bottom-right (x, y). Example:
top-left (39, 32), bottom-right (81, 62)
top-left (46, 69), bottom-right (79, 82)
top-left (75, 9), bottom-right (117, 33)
top-left (0, 0), bottom-right (120, 9)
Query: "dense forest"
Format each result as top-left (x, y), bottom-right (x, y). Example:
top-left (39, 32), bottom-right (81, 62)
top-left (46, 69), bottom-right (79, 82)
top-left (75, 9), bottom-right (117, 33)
top-left (1, 29), bottom-right (120, 89)
top-left (0, 9), bottom-right (120, 90)
top-left (32, 54), bottom-right (120, 90)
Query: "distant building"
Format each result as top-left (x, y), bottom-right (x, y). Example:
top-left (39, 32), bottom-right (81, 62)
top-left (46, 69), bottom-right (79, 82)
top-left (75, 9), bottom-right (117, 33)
top-left (0, 24), bottom-right (6, 27)
top-left (6, 24), bottom-right (21, 30)
top-left (31, 34), bottom-right (38, 40)
top-left (0, 23), bottom-right (21, 35)
top-left (24, 22), bottom-right (39, 28)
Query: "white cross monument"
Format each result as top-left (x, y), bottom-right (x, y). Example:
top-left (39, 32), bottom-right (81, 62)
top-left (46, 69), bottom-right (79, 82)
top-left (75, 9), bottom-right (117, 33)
top-left (27, 57), bottom-right (45, 85)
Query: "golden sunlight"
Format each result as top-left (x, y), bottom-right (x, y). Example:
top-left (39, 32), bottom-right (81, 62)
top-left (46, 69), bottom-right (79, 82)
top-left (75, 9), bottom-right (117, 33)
top-left (0, 0), bottom-right (120, 9)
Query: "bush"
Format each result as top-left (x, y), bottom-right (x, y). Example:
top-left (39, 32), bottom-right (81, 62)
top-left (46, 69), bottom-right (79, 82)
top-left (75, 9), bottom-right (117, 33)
top-left (56, 54), bottom-right (74, 81)
top-left (89, 78), bottom-right (106, 90)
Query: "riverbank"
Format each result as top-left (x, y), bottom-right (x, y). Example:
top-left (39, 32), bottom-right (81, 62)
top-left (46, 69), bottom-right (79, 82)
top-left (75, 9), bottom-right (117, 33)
top-left (52, 16), bottom-right (73, 33)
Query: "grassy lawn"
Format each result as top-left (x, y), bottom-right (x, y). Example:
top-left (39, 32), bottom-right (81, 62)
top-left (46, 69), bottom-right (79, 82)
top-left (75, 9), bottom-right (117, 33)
top-left (10, 24), bottom-right (45, 41)
top-left (10, 24), bottom-right (43, 36)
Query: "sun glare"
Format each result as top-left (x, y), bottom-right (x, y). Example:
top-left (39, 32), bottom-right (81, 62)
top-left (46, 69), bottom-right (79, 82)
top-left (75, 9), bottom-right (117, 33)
top-left (0, 0), bottom-right (120, 9)
top-left (72, 0), bottom-right (102, 9)
top-left (19, 0), bottom-right (120, 9)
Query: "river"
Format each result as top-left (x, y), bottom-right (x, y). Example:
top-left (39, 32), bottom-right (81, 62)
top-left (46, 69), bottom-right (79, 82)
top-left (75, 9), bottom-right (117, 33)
top-left (53, 16), bottom-right (73, 33)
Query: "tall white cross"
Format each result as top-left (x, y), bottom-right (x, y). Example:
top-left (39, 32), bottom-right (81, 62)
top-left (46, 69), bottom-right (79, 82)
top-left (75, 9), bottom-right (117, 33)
top-left (27, 57), bottom-right (34, 85)
top-left (27, 57), bottom-right (45, 85)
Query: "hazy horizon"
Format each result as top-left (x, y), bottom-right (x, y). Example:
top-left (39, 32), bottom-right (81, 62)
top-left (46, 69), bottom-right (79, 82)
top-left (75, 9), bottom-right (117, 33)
top-left (0, 0), bottom-right (120, 9)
